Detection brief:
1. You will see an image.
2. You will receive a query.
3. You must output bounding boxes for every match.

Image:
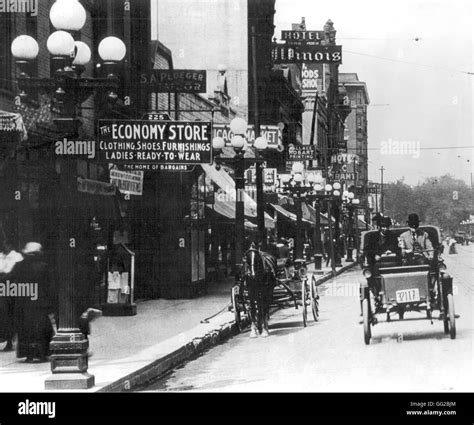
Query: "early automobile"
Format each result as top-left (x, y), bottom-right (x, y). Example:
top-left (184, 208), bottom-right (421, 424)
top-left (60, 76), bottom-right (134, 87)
top-left (359, 225), bottom-right (456, 344)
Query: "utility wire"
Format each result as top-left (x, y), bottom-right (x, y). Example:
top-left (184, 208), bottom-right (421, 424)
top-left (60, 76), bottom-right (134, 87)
top-left (343, 49), bottom-right (473, 76)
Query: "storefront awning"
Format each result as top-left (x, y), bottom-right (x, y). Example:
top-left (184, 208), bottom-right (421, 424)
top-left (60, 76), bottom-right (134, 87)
top-left (207, 203), bottom-right (262, 230)
top-left (270, 203), bottom-right (313, 224)
top-left (202, 164), bottom-right (275, 229)
top-left (0, 111), bottom-right (28, 141)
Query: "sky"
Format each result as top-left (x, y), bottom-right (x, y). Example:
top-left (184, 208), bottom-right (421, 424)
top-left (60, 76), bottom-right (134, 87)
top-left (151, 0), bottom-right (473, 187)
top-left (274, 0), bottom-right (473, 186)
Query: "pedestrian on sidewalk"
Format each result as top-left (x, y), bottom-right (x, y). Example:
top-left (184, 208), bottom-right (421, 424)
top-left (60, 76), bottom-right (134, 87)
top-left (0, 229), bottom-right (23, 352)
top-left (12, 242), bottom-right (57, 362)
top-left (323, 229), bottom-right (331, 267)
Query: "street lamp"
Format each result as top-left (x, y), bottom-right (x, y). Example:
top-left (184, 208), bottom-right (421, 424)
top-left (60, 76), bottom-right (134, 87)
top-left (11, 0), bottom-right (126, 389)
top-left (277, 163), bottom-right (310, 261)
top-left (278, 165), bottom-right (343, 273)
top-left (342, 191), bottom-right (360, 262)
top-left (321, 181), bottom-right (343, 273)
top-left (212, 117), bottom-right (269, 274)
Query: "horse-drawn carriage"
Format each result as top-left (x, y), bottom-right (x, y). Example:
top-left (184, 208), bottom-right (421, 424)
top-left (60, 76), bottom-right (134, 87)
top-left (231, 244), bottom-right (320, 336)
top-left (360, 225), bottom-right (456, 344)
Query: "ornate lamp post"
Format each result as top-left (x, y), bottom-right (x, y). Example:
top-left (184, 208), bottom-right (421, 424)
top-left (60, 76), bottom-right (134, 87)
top-left (322, 181), bottom-right (342, 273)
top-left (277, 162), bottom-right (308, 260)
top-left (11, 0), bottom-right (126, 389)
top-left (342, 191), bottom-right (360, 262)
top-left (212, 117), bottom-right (269, 273)
top-left (278, 163), bottom-right (342, 270)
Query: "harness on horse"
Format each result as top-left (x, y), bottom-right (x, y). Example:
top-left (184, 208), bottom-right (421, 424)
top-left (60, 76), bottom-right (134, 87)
top-left (242, 246), bottom-right (277, 284)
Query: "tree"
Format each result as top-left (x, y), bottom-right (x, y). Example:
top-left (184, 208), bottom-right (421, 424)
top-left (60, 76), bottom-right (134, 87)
top-left (383, 175), bottom-right (473, 233)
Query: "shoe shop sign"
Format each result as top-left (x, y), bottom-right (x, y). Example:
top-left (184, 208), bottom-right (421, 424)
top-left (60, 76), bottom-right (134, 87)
top-left (97, 120), bottom-right (212, 165)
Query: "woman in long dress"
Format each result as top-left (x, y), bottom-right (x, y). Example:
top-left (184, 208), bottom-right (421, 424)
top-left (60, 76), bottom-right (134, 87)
top-left (0, 235), bottom-right (23, 351)
top-left (12, 242), bottom-right (56, 362)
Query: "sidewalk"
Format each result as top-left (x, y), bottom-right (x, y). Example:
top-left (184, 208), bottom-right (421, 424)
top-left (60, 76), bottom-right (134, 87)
top-left (0, 261), bottom-right (357, 393)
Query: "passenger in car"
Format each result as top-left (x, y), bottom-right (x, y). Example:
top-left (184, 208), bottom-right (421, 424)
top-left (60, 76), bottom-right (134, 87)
top-left (398, 213), bottom-right (434, 265)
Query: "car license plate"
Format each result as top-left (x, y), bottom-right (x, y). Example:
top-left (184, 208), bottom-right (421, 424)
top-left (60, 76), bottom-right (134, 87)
top-left (395, 288), bottom-right (420, 303)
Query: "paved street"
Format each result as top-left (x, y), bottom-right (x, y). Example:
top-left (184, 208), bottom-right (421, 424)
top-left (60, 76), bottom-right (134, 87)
top-left (141, 245), bottom-right (473, 392)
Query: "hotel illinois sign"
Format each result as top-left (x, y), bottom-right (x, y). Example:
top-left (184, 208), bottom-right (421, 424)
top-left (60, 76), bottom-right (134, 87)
top-left (272, 44), bottom-right (342, 64)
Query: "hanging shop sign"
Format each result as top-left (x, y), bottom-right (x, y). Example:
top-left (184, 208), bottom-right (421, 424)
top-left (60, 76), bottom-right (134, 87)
top-left (77, 178), bottom-right (116, 196)
top-left (329, 171), bottom-right (355, 181)
top-left (331, 153), bottom-right (359, 165)
top-left (337, 140), bottom-right (348, 152)
top-left (301, 63), bottom-right (323, 93)
top-left (281, 30), bottom-right (326, 45)
top-left (246, 168), bottom-right (277, 187)
top-left (140, 69), bottom-right (207, 93)
top-left (97, 120), bottom-right (212, 165)
top-left (110, 169), bottom-right (144, 196)
top-left (272, 44), bottom-right (342, 64)
top-left (367, 185), bottom-right (379, 194)
top-left (287, 144), bottom-right (316, 161)
top-left (212, 124), bottom-right (281, 149)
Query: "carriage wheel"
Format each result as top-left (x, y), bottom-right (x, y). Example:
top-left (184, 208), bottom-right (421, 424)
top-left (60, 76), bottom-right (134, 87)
top-left (447, 294), bottom-right (456, 339)
top-left (301, 279), bottom-right (308, 327)
top-left (362, 298), bottom-right (371, 345)
top-left (231, 286), bottom-right (243, 332)
top-left (310, 275), bottom-right (319, 322)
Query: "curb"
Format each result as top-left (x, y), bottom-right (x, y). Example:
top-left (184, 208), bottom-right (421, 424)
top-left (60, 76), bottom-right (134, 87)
top-left (97, 320), bottom-right (241, 392)
top-left (312, 261), bottom-right (358, 287)
top-left (98, 262), bottom-right (357, 392)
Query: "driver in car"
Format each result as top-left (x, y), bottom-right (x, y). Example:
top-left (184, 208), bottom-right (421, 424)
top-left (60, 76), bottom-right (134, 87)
top-left (398, 213), bottom-right (433, 265)
top-left (365, 216), bottom-right (396, 308)
top-left (367, 216), bottom-right (394, 263)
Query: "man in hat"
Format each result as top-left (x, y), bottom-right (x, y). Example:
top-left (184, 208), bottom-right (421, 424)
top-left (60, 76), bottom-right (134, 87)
top-left (366, 216), bottom-right (395, 263)
top-left (364, 216), bottom-right (398, 305)
top-left (398, 213), bottom-right (433, 265)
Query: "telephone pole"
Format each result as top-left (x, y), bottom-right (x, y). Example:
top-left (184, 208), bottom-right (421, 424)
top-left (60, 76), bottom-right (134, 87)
top-left (380, 166), bottom-right (385, 214)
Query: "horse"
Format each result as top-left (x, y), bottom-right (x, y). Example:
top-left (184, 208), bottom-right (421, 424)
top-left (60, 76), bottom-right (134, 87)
top-left (241, 243), bottom-right (277, 338)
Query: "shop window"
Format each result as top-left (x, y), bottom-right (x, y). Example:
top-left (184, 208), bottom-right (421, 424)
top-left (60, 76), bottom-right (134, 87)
top-left (190, 173), bottom-right (206, 221)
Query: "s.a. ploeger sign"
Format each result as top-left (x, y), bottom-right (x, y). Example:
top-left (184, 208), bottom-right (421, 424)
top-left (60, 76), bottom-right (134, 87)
top-left (272, 44), bottom-right (342, 64)
top-left (140, 70), bottom-right (206, 93)
top-left (97, 120), bottom-right (212, 164)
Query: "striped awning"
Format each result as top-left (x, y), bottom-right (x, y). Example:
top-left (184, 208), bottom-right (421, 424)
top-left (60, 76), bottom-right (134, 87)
top-left (202, 164), bottom-right (275, 229)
